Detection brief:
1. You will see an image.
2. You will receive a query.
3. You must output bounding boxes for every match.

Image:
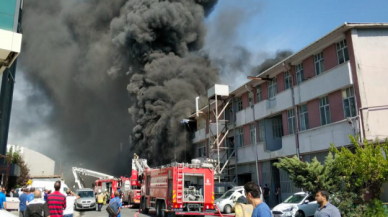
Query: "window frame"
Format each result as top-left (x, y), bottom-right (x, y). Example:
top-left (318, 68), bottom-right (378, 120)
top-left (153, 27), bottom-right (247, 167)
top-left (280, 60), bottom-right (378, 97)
top-left (284, 71), bottom-right (292, 90)
top-left (314, 52), bottom-right (325, 75)
top-left (296, 63), bottom-right (304, 85)
top-left (299, 104), bottom-right (309, 131)
top-left (198, 145), bottom-right (207, 157)
top-left (342, 87), bottom-right (357, 118)
top-left (250, 123), bottom-right (256, 145)
top-left (236, 127), bottom-right (244, 147)
top-left (287, 109), bottom-right (295, 134)
top-left (272, 117), bottom-right (284, 139)
top-left (336, 39), bottom-right (349, 64)
top-left (258, 120), bottom-right (265, 142)
top-left (319, 96), bottom-right (331, 125)
top-left (267, 77), bottom-right (277, 99)
top-left (256, 85), bottom-right (262, 102)
top-left (236, 97), bottom-right (243, 111)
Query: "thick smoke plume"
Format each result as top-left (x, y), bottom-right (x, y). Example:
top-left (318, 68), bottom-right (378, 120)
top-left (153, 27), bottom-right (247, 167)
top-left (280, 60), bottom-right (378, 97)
top-left (10, 0), bottom-right (218, 180)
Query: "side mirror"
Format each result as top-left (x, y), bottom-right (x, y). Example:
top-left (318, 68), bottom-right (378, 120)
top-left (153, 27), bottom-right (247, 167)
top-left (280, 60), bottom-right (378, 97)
top-left (304, 200), bottom-right (309, 204)
top-left (231, 196), bottom-right (236, 201)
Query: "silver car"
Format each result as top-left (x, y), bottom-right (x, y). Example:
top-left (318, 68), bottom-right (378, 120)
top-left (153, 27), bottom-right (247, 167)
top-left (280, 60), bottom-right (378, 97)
top-left (74, 188), bottom-right (96, 211)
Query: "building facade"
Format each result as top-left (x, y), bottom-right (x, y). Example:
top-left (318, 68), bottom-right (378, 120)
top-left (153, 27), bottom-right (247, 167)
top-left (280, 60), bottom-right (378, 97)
top-left (189, 23), bottom-right (388, 207)
top-left (7, 145), bottom-right (55, 176)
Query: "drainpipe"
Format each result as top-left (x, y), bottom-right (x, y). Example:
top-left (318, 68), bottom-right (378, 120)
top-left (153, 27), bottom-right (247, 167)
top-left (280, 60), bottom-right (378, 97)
top-left (282, 62), bottom-right (300, 159)
top-left (244, 85), bottom-right (260, 186)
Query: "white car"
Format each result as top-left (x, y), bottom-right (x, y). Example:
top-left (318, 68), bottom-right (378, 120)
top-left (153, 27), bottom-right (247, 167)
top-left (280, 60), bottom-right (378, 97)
top-left (214, 186), bottom-right (263, 214)
top-left (272, 192), bottom-right (318, 217)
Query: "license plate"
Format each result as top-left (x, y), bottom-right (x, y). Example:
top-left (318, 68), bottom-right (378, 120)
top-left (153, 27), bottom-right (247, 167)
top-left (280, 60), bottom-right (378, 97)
top-left (82, 205), bottom-right (90, 208)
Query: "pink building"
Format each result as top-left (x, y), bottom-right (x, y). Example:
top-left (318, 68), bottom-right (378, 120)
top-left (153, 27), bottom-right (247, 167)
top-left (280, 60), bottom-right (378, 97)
top-left (188, 23), bottom-right (388, 206)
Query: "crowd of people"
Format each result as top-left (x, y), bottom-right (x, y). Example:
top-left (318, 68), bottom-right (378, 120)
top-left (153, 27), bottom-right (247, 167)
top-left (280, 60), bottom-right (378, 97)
top-left (0, 181), bottom-right (122, 217)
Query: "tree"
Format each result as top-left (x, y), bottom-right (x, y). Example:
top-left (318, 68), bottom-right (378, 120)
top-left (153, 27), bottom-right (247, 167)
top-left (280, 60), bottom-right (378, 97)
top-left (274, 152), bottom-right (339, 194)
top-left (6, 147), bottom-right (30, 187)
top-left (329, 136), bottom-right (388, 200)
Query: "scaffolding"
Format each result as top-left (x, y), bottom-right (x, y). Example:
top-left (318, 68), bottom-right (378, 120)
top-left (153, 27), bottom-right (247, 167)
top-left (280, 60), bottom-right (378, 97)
top-left (206, 85), bottom-right (236, 182)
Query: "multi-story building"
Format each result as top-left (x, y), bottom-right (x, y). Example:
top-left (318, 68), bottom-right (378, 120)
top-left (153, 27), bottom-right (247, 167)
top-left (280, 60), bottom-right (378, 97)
top-left (188, 23), bottom-right (388, 206)
top-left (0, 0), bottom-right (23, 184)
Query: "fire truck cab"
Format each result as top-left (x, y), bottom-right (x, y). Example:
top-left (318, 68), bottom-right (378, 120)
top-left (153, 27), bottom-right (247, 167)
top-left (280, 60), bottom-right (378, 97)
top-left (140, 159), bottom-right (217, 217)
top-left (94, 178), bottom-right (121, 200)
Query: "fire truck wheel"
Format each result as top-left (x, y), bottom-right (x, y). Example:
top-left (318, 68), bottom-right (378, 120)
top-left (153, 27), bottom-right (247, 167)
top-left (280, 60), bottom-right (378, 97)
top-left (141, 197), bottom-right (149, 214)
top-left (156, 201), bottom-right (161, 217)
top-left (224, 205), bottom-right (232, 214)
top-left (160, 202), bottom-right (166, 217)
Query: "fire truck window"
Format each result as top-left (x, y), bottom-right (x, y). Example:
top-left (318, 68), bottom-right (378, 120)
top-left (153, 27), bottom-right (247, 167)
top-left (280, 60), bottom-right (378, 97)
top-left (183, 174), bottom-right (204, 202)
top-left (146, 175), bottom-right (151, 195)
top-left (168, 179), bottom-right (173, 200)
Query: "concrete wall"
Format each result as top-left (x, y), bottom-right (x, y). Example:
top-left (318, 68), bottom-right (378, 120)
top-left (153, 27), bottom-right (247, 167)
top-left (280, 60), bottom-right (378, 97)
top-left (7, 145), bottom-right (55, 176)
top-left (351, 28), bottom-right (388, 140)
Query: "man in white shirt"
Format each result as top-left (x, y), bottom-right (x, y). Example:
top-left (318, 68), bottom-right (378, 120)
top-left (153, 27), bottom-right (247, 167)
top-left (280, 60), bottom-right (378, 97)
top-left (64, 190), bottom-right (80, 217)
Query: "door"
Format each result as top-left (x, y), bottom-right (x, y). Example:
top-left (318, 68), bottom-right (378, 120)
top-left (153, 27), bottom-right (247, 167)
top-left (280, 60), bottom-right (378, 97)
top-left (146, 175), bottom-right (151, 195)
top-left (304, 194), bottom-right (318, 216)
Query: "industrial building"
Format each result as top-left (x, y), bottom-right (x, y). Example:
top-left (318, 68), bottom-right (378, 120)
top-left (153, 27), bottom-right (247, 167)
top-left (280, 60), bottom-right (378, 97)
top-left (188, 23), bottom-right (388, 207)
top-left (7, 145), bottom-right (56, 176)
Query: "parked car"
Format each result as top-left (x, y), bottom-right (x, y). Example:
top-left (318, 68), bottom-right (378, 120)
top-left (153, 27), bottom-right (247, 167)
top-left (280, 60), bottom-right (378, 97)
top-left (215, 185), bottom-right (263, 214)
top-left (272, 192), bottom-right (318, 217)
top-left (214, 182), bottom-right (236, 200)
top-left (74, 188), bottom-right (96, 211)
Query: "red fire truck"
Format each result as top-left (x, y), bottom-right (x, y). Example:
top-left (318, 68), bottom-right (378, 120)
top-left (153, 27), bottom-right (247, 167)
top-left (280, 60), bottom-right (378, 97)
top-left (121, 175), bottom-right (142, 205)
top-left (139, 159), bottom-right (220, 217)
top-left (94, 178), bottom-right (121, 200)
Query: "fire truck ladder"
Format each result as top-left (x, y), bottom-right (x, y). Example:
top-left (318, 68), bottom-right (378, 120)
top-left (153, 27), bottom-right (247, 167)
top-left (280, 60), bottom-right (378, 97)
top-left (72, 167), bottom-right (115, 189)
top-left (176, 163), bottom-right (184, 203)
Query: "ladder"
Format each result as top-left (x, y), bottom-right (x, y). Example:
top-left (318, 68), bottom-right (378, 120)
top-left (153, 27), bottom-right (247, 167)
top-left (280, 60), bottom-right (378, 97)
top-left (177, 163), bottom-right (184, 203)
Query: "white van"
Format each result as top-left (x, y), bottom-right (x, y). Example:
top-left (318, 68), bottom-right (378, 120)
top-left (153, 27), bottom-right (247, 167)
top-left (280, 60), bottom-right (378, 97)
top-left (28, 179), bottom-right (69, 196)
top-left (214, 186), bottom-right (263, 214)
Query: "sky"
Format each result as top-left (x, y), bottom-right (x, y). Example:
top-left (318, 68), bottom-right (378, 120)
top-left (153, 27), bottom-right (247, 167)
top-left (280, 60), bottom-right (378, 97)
top-left (206, 0), bottom-right (388, 63)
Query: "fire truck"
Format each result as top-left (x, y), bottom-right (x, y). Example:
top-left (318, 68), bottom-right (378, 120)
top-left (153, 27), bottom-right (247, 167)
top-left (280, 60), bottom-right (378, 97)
top-left (139, 158), bottom-right (221, 217)
top-left (122, 154), bottom-right (149, 206)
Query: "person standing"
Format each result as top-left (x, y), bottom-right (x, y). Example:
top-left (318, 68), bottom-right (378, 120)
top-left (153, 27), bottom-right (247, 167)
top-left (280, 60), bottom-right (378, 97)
top-left (314, 190), bottom-right (341, 217)
top-left (43, 189), bottom-right (48, 202)
top-left (96, 189), bottom-right (104, 211)
top-left (63, 190), bottom-right (79, 217)
top-left (47, 181), bottom-right (66, 217)
top-left (0, 186), bottom-right (6, 210)
top-left (275, 186), bottom-right (281, 205)
top-left (263, 184), bottom-right (270, 204)
top-left (19, 188), bottom-right (28, 217)
top-left (25, 190), bottom-right (50, 217)
top-left (27, 188), bottom-right (36, 204)
top-left (244, 182), bottom-right (271, 217)
top-left (108, 191), bottom-right (122, 217)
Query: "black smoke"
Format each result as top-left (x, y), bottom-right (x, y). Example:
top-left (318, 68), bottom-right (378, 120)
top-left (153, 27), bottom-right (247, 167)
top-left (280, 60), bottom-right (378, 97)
top-left (251, 50), bottom-right (293, 74)
top-left (10, 0), bottom-right (218, 181)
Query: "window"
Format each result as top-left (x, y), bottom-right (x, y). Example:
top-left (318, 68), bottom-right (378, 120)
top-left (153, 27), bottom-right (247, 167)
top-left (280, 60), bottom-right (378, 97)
top-left (284, 71), bottom-right (292, 90)
top-left (258, 120), bottom-right (265, 142)
top-left (342, 87), bottom-right (356, 118)
top-left (256, 85), bottom-right (262, 102)
top-left (267, 78), bottom-right (277, 99)
top-left (250, 123), bottom-right (256, 145)
top-left (236, 97), bottom-right (243, 111)
top-left (319, 96), bottom-right (331, 125)
top-left (337, 39), bottom-right (349, 64)
top-left (236, 127), bottom-right (244, 147)
top-left (287, 109), bottom-right (295, 134)
top-left (272, 117), bottom-right (283, 139)
top-left (314, 52), bottom-right (325, 75)
top-left (248, 92), bottom-right (253, 106)
top-left (296, 63), bottom-right (304, 84)
top-left (299, 104), bottom-right (309, 131)
top-left (198, 145), bottom-right (207, 157)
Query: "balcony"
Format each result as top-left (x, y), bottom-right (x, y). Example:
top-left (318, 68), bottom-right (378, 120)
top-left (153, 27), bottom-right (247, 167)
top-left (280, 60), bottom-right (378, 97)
top-left (298, 118), bottom-right (358, 154)
top-left (192, 128), bottom-right (206, 144)
top-left (294, 62), bottom-right (353, 104)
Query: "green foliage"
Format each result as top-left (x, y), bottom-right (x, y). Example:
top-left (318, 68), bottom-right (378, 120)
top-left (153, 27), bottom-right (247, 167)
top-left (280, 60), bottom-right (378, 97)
top-left (273, 152), bottom-right (339, 193)
top-left (331, 191), bottom-right (365, 217)
top-left (6, 147), bottom-right (30, 186)
top-left (364, 199), bottom-right (387, 217)
top-left (329, 136), bottom-right (388, 199)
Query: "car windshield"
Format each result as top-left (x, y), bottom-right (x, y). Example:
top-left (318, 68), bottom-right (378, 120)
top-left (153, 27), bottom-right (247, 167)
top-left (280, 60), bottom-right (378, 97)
top-left (283, 194), bottom-right (306, 203)
top-left (78, 191), bottom-right (94, 198)
top-left (220, 190), bottom-right (234, 199)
